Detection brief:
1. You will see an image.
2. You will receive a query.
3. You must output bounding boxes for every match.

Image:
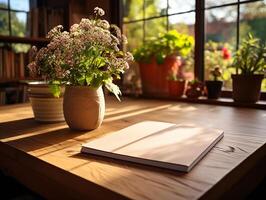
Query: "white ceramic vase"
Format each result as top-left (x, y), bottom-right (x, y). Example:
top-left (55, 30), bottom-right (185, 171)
top-left (28, 82), bottom-right (65, 122)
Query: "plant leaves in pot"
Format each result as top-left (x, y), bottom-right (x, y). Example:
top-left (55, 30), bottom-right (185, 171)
top-left (230, 34), bottom-right (266, 103)
top-left (28, 7), bottom-right (133, 130)
top-left (133, 30), bottom-right (194, 97)
top-left (205, 67), bottom-right (223, 99)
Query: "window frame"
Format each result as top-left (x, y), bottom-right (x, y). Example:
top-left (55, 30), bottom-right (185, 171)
top-left (0, 0), bottom-right (29, 36)
top-left (121, 0), bottom-right (266, 100)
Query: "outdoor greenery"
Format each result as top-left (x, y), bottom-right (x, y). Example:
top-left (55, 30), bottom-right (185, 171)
top-left (205, 41), bottom-right (233, 87)
top-left (133, 30), bottom-right (194, 64)
top-left (232, 34), bottom-right (266, 75)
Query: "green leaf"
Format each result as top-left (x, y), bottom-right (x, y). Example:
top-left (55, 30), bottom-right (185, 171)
top-left (105, 82), bottom-right (122, 101)
top-left (49, 84), bottom-right (61, 98)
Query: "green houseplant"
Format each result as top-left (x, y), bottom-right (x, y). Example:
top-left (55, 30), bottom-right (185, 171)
top-left (28, 7), bottom-right (133, 130)
top-left (133, 30), bottom-right (194, 96)
top-left (185, 79), bottom-right (204, 99)
top-left (231, 34), bottom-right (266, 103)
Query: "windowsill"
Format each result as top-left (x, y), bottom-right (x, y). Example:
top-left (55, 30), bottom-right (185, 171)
top-left (126, 94), bottom-right (266, 110)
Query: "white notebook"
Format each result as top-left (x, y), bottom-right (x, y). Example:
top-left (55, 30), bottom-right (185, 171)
top-left (81, 121), bottom-right (224, 172)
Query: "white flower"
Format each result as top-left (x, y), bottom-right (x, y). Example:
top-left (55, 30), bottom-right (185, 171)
top-left (98, 20), bottom-right (110, 29)
top-left (125, 52), bottom-right (134, 61)
top-left (94, 7), bottom-right (105, 16)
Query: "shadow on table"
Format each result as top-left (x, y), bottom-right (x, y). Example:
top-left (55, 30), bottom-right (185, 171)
top-left (0, 118), bottom-right (90, 154)
top-left (0, 118), bottom-right (66, 140)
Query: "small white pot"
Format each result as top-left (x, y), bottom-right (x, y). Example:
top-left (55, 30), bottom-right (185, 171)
top-left (28, 82), bottom-right (65, 122)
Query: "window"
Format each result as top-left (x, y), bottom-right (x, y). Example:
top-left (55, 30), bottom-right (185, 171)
top-left (123, 0), bottom-right (196, 86)
top-left (0, 0), bottom-right (30, 37)
top-left (123, 0), bottom-right (266, 93)
top-left (204, 0), bottom-right (266, 91)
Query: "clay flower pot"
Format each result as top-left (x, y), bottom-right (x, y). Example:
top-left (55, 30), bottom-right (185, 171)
top-left (139, 55), bottom-right (178, 97)
top-left (28, 82), bottom-right (65, 122)
top-left (232, 74), bottom-right (264, 103)
top-left (63, 86), bottom-right (105, 131)
top-left (168, 80), bottom-right (185, 97)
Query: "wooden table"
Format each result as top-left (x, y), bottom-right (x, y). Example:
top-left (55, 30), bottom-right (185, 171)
top-left (0, 97), bottom-right (266, 200)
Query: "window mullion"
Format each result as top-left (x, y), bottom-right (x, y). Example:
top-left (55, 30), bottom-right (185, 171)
top-left (194, 0), bottom-right (205, 81)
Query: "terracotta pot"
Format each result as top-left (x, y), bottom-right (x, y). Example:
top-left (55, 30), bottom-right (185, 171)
top-left (158, 56), bottom-right (178, 96)
top-left (63, 86), bottom-right (105, 130)
top-left (232, 74), bottom-right (264, 103)
top-left (28, 82), bottom-right (65, 122)
top-left (139, 56), bottom-right (178, 96)
top-left (139, 59), bottom-right (158, 96)
top-left (168, 80), bottom-right (185, 97)
top-left (205, 81), bottom-right (223, 99)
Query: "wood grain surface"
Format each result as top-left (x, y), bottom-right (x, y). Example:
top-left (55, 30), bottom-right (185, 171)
top-left (0, 97), bottom-right (266, 200)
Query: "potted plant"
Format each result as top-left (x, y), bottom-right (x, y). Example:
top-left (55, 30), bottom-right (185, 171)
top-left (28, 7), bottom-right (133, 130)
top-left (231, 34), bottom-right (266, 103)
top-left (205, 67), bottom-right (223, 99)
top-left (185, 79), bottom-right (204, 99)
top-left (167, 56), bottom-right (185, 97)
top-left (27, 46), bottom-right (65, 122)
top-left (205, 41), bottom-right (233, 89)
top-left (133, 30), bottom-right (194, 96)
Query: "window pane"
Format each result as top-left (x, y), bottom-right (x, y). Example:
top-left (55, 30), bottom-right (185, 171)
top-left (205, 6), bottom-right (237, 45)
top-left (240, 1), bottom-right (266, 91)
top-left (0, 0), bottom-right (8, 8)
top-left (10, 0), bottom-right (29, 11)
top-left (0, 10), bottom-right (9, 35)
top-left (144, 17), bottom-right (167, 39)
top-left (205, 6), bottom-right (236, 89)
top-left (144, 0), bottom-right (167, 18)
top-left (11, 43), bottom-right (31, 53)
top-left (169, 13), bottom-right (195, 80)
top-left (240, 1), bottom-right (266, 43)
top-left (169, 12), bottom-right (195, 36)
top-left (205, 0), bottom-right (237, 8)
top-left (168, 0), bottom-right (195, 14)
top-left (123, 0), bottom-right (144, 22)
top-left (11, 11), bottom-right (28, 37)
top-left (123, 21), bottom-right (144, 51)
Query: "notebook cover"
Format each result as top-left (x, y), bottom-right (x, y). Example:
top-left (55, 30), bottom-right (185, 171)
top-left (81, 121), bottom-right (224, 172)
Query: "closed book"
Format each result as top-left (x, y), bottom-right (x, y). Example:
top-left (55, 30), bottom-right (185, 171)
top-left (81, 121), bottom-right (224, 172)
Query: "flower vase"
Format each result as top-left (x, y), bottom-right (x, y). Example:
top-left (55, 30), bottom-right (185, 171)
top-left (63, 86), bottom-right (105, 130)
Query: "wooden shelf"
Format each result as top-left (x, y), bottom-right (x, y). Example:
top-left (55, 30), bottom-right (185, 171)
top-left (0, 35), bottom-right (49, 45)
